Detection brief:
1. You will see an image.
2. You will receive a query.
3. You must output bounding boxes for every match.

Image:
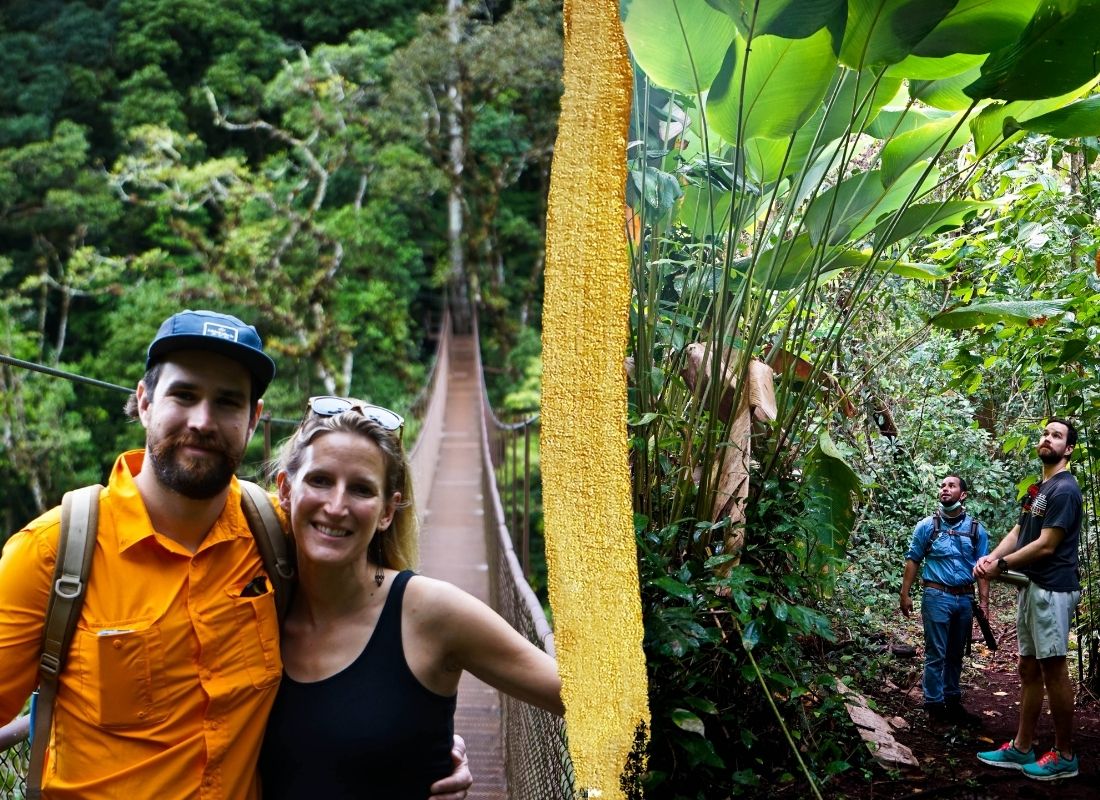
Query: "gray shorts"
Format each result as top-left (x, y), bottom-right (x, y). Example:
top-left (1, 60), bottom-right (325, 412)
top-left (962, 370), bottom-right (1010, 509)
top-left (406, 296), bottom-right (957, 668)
top-left (1016, 583), bottom-right (1080, 659)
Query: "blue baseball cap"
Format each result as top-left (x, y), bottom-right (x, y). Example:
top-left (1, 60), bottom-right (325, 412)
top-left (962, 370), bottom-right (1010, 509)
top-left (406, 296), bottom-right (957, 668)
top-left (146, 310), bottom-right (276, 395)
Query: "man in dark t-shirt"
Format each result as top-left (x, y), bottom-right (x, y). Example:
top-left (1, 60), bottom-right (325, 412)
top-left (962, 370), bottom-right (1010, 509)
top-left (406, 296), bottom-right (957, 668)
top-left (974, 417), bottom-right (1082, 781)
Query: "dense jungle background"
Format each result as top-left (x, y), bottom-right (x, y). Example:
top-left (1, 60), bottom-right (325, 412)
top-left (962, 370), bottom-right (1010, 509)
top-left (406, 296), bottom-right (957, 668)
top-left (4, 1), bottom-right (1100, 798)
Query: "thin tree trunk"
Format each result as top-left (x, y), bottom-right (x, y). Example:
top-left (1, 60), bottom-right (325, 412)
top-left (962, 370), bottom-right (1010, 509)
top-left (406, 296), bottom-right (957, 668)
top-left (446, 0), bottom-right (469, 330)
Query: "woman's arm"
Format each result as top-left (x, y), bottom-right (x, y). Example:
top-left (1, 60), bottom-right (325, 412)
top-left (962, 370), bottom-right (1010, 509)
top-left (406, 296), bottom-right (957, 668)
top-left (405, 577), bottom-right (564, 716)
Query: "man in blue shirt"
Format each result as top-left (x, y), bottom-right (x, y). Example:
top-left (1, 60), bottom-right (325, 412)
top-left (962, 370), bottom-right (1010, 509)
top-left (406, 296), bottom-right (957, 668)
top-left (900, 475), bottom-right (990, 724)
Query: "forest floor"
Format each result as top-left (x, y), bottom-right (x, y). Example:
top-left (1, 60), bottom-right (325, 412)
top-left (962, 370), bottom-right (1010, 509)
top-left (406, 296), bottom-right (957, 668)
top-left (830, 581), bottom-right (1100, 799)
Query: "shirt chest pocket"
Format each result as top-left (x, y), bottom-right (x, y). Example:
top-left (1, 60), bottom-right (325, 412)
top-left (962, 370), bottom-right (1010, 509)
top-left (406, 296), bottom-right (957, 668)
top-left (229, 589), bottom-right (282, 688)
top-left (76, 622), bottom-right (169, 728)
top-left (931, 531), bottom-right (972, 560)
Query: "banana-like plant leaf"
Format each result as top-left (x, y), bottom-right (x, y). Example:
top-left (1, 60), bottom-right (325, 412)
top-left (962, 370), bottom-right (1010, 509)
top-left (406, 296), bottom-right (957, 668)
top-left (930, 299), bottom-right (1071, 329)
top-left (817, 67), bottom-right (904, 140)
top-left (707, 28), bottom-right (837, 143)
top-left (877, 260), bottom-right (949, 281)
top-left (839, 0), bottom-right (957, 69)
top-left (970, 80), bottom-right (1097, 157)
top-left (912, 0), bottom-right (1042, 57)
top-left (630, 165), bottom-right (684, 219)
top-left (819, 257), bottom-right (949, 283)
top-left (711, 0), bottom-right (847, 42)
top-left (802, 432), bottom-right (862, 566)
top-left (885, 51), bottom-right (985, 80)
top-left (881, 111), bottom-right (971, 186)
top-left (739, 68), bottom-right (901, 185)
top-left (1004, 95), bottom-right (1100, 138)
top-left (736, 235), bottom-right (862, 291)
top-left (865, 107), bottom-right (954, 139)
top-left (621, 0), bottom-right (737, 93)
top-left (909, 64), bottom-right (985, 111)
top-left (805, 161), bottom-right (937, 247)
top-left (873, 200), bottom-right (993, 247)
top-left (678, 182), bottom-right (735, 240)
top-left (734, 236), bottom-right (946, 292)
top-left (964, 0), bottom-right (1100, 101)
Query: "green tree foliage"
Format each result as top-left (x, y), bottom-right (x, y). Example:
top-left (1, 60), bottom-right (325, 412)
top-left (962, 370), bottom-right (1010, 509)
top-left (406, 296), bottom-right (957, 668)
top-left (385, 0), bottom-right (562, 355)
top-left (0, 0), bottom-right (562, 521)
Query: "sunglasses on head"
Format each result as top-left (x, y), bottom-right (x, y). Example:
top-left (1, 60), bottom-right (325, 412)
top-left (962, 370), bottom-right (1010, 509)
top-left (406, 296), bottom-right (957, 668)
top-left (307, 396), bottom-right (405, 431)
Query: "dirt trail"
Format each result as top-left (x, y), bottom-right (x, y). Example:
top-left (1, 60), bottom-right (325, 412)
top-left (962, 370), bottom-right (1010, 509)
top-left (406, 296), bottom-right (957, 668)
top-left (832, 582), bottom-right (1100, 799)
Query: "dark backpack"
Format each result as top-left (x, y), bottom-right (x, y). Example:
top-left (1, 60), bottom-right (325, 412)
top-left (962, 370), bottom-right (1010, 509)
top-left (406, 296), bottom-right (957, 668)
top-left (924, 511), bottom-right (980, 559)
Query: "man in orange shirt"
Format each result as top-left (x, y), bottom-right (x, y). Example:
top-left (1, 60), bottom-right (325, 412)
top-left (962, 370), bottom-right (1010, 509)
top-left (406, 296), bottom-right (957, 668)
top-left (0, 310), bottom-right (472, 799)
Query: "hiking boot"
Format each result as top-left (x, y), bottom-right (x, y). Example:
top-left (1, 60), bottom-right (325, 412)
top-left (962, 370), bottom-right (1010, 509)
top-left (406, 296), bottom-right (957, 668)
top-left (977, 741), bottom-right (1036, 770)
top-left (944, 701), bottom-right (981, 728)
top-left (1022, 750), bottom-right (1079, 781)
top-left (924, 702), bottom-right (948, 722)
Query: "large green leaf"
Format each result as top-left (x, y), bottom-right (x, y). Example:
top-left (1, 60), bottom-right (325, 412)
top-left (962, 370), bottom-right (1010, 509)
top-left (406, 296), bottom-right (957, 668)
top-left (964, 0), bottom-right (1100, 101)
top-left (678, 181), bottom-right (735, 240)
top-left (1004, 95), bottom-right (1100, 138)
top-left (839, 0), bottom-right (958, 69)
top-left (707, 28), bottom-right (837, 143)
top-left (711, 0), bottom-right (847, 41)
top-left (621, 0), bottom-right (738, 93)
top-left (870, 259), bottom-right (949, 281)
top-left (630, 165), bottom-right (684, 219)
top-left (873, 200), bottom-right (993, 247)
top-left (818, 68), bottom-right (904, 140)
top-left (909, 64), bottom-right (984, 110)
top-left (732, 235), bottom-right (946, 292)
top-left (735, 234), bottom-right (863, 291)
top-left (805, 161), bottom-right (937, 247)
top-left (880, 111), bottom-right (971, 186)
top-left (930, 299), bottom-right (1071, 329)
top-left (885, 51), bottom-right (985, 80)
top-left (865, 107), bottom-right (954, 139)
top-left (970, 80), bottom-right (1097, 157)
top-left (912, 0), bottom-right (1042, 56)
top-left (739, 68), bottom-right (901, 185)
top-left (802, 432), bottom-right (862, 566)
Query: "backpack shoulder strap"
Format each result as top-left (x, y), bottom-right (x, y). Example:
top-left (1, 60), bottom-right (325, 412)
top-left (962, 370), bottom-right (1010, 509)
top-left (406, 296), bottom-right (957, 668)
top-left (238, 480), bottom-right (295, 623)
top-left (28, 484), bottom-right (102, 799)
top-left (969, 516), bottom-right (980, 550)
top-left (923, 512), bottom-right (943, 559)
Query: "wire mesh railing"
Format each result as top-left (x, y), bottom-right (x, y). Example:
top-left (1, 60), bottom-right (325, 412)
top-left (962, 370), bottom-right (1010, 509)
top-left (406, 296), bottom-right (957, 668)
top-left (0, 716), bottom-right (29, 799)
top-left (408, 310), bottom-right (451, 516)
top-left (471, 318), bottom-right (574, 799)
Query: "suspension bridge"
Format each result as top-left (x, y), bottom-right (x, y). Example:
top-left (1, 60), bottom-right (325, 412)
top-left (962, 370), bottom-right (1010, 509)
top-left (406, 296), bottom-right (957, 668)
top-left (0, 315), bottom-right (571, 799)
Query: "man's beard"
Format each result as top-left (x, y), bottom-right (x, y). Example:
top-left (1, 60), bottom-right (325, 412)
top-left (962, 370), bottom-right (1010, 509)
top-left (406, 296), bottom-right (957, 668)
top-left (148, 432), bottom-right (243, 499)
top-left (1039, 447), bottom-right (1066, 466)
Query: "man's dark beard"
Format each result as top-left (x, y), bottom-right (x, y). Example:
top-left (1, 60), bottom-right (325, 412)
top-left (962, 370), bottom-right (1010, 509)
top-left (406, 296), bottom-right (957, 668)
top-left (149, 433), bottom-right (242, 499)
top-left (1039, 448), bottom-right (1066, 466)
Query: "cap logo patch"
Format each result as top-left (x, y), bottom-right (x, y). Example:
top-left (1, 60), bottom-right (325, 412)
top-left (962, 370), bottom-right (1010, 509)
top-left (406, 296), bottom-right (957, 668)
top-left (203, 322), bottom-right (240, 342)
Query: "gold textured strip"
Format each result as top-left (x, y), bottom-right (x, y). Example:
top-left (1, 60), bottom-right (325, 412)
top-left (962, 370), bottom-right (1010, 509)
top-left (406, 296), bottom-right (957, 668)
top-left (541, 0), bottom-right (651, 796)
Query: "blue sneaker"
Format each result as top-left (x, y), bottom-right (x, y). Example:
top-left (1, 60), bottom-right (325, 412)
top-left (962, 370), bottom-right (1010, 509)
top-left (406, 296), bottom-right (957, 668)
top-left (976, 741), bottom-right (1036, 770)
top-left (1022, 749), bottom-right (1079, 781)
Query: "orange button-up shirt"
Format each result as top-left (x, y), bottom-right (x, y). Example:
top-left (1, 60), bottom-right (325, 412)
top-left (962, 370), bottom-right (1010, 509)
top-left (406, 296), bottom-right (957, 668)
top-left (0, 450), bottom-right (282, 799)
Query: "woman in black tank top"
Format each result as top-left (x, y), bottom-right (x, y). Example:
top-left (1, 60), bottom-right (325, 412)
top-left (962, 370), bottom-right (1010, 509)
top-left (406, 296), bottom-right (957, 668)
top-left (259, 404), bottom-right (564, 799)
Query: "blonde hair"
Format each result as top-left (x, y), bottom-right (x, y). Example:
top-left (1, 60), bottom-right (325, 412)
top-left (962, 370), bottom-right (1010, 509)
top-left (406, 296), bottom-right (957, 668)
top-left (276, 411), bottom-right (419, 570)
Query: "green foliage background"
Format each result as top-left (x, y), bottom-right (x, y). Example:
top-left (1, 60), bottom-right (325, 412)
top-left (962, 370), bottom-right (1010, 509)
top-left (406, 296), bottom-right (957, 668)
top-left (0, 0), bottom-right (560, 534)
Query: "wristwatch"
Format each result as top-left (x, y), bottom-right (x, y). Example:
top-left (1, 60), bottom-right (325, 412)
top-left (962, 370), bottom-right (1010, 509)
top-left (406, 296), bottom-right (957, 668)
top-left (997, 557), bottom-right (1008, 572)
